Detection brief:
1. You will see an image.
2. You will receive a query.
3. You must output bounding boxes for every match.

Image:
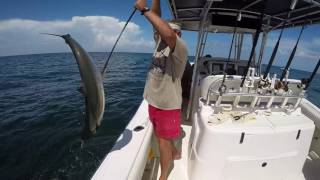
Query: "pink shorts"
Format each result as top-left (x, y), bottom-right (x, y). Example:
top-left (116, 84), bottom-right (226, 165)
top-left (148, 105), bottom-right (181, 139)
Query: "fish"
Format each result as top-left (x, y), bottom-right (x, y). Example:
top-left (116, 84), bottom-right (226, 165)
top-left (44, 33), bottom-right (105, 139)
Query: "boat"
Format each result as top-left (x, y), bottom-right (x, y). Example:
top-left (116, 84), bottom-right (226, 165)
top-left (92, 0), bottom-right (320, 179)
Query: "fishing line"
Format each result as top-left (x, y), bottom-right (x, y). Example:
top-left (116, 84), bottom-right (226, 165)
top-left (101, 8), bottom-right (137, 75)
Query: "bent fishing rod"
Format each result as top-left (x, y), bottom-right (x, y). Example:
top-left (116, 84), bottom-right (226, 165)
top-left (101, 8), bottom-right (137, 75)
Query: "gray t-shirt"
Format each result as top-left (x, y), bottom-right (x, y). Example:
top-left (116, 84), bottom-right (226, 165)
top-left (143, 36), bottom-right (188, 110)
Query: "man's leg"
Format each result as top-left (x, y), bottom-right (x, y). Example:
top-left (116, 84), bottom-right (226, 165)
top-left (158, 137), bottom-right (173, 180)
top-left (149, 105), bottom-right (181, 179)
top-left (171, 140), bottom-right (181, 160)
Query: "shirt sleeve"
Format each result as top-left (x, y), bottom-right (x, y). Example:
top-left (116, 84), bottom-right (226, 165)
top-left (172, 36), bottom-right (188, 63)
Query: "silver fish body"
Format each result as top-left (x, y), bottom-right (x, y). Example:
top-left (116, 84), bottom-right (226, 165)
top-left (61, 34), bottom-right (105, 139)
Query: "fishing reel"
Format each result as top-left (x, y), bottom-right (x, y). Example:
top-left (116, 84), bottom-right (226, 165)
top-left (297, 78), bottom-right (309, 89)
top-left (274, 80), bottom-right (289, 95)
top-left (275, 80), bottom-right (287, 90)
top-left (218, 84), bottom-right (227, 95)
top-left (258, 76), bottom-right (270, 89)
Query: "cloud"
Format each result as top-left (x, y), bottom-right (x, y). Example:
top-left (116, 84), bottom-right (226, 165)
top-left (0, 16), bottom-right (154, 56)
top-left (265, 33), bottom-right (320, 60)
top-left (276, 39), bottom-right (320, 60)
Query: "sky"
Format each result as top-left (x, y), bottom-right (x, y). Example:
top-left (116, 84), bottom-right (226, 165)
top-left (0, 0), bottom-right (320, 72)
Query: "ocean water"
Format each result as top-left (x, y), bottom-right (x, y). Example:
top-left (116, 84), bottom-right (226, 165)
top-left (0, 52), bottom-right (319, 180)
top-left (0, 52), bottom-right (150, 180)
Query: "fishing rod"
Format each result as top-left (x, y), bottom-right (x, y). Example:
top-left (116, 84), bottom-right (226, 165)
top-left (262, 25), bottom-right (284, 80)
top-left (240, 0), bottom-right (268, 88)
top-left (279, 25), bottom-right (305, 81)
top-left (263, 0), bottom-right (299, 80)
top-left (101, 8), bottom-right (137, 75)
top-left (305, 58), bottom-right (320, 90)
top-left (261, 0), bottom-right (298, 88)
top-left (227, 13), bottom-right (241, 64)
top-left (219, 12), bottom-right (241, 93)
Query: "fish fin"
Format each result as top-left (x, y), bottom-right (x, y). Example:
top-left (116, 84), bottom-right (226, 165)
top-left (77, 82), bottom-right (87, 95)
top-left (77, 86), bottom-right (85, 95)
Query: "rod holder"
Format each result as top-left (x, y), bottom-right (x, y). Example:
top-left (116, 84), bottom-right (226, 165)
top-left (251, 97), bottom-right (259, 108)
top-left (281, 97), bottom-right (289, 108)
top-left (233, 96), bottom-right (241, 107)
top-left (215, 96), bottom-right (222, 107)
top-left (267, 97), bottom-right (275, 108)
top-left (294, 98), bottom-right (302, 109)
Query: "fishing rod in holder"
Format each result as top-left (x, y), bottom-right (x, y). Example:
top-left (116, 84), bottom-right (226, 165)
top-left (262, 25), bottom-right (284, 80)
top-left (219, 12), bottom-right (242, 94)
top-left (276, 0), bottom-right (304, 82)
top-left (273, 24), bottom-right (306, 93)
top-left (260, 0), bottom-right (299, 89)
top-left (259, 27), bottom-right (284, 90)
top-left (279, 25), bottom-right (305, 82)
top-left (304, 58), bottom-right (320, 90)
top-left (240, 0), bottom-right (268, 88)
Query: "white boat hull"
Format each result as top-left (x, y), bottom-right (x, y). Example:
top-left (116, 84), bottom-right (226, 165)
top-left (92, 100), bottom-right (153, 180)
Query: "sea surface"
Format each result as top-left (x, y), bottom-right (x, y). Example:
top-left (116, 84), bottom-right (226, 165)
top-left (0, 52), bottom-right (319, 180)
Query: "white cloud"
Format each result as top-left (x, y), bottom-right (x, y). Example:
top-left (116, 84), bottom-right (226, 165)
top-left (0, 16), bottom-right (154, 56)
top-left (280, 39), bottom-right (320, 60)
top-left (266, 34), bottom-right (320, 60)
top-left (259, 31), bottom-right (320, 71)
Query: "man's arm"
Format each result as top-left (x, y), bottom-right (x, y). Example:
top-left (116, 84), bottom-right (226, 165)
top-left (135, 0), bottom-right (177, 49)
top-left (151, 0), bottom-right (161, 17)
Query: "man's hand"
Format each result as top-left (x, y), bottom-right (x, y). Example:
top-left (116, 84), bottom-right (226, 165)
top-left (135, 0), bottom-right (147, 11)
top-left (136, 0), bottom-right (177, 49)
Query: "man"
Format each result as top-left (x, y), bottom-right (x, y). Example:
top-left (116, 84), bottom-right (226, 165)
top-left (135, 0), bottom-right (188, 179)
